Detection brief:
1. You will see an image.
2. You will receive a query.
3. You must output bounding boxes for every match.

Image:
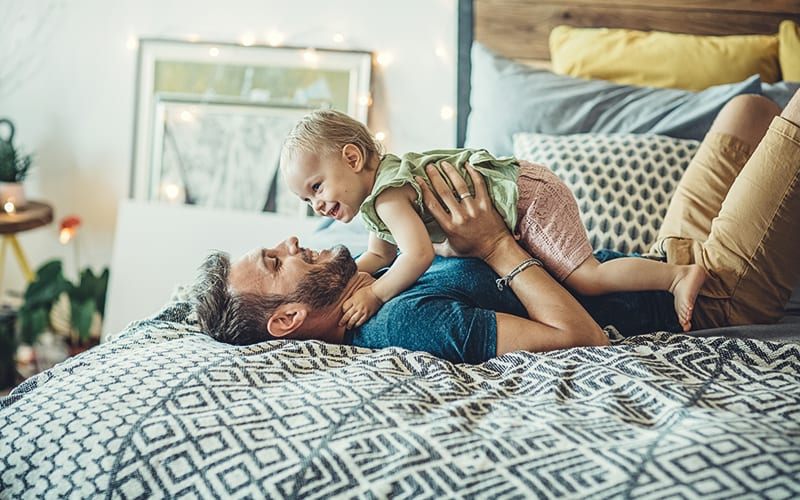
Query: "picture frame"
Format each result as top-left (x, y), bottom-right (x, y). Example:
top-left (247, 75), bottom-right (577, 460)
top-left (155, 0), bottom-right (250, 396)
top-left (131, 38), bottom-right (373, 214)
top-left (150, 98), bottom-right (312, 215)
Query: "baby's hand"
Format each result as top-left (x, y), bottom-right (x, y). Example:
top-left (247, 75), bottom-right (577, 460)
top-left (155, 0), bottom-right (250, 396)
top-left (341, 286), bottom-right (383, 329)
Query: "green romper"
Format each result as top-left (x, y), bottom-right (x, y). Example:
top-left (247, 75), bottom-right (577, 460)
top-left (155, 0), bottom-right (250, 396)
top-left (358, 148), bottom-right (594, 281)
top-left (359, 149), bottom-right (519, 244)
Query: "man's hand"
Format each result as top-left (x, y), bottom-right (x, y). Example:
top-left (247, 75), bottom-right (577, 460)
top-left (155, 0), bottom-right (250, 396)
top-left (341, 285), bottom-right (383, 329)
top-left (416, 161), bottom-right (512, 261)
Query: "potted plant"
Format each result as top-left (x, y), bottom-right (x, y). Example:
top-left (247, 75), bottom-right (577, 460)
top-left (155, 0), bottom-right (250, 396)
top-left (0, 306), bottom-right (18, 389)
top-left (0, 118), bottom-right (33, 209)
top-left (19, 213), bottom-right (108, 353)
top-left (18, 259), bottom-right (109, 350)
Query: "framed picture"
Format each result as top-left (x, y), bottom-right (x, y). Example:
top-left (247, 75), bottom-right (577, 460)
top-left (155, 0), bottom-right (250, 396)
top-left (150, 98), bottom-right (312, 214)
top-left (131, 38), bottom-right (373, 214)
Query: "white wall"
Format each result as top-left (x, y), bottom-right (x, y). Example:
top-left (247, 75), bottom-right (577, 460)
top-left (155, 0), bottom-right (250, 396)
top-left (0, 0), bottom-right (457, 293)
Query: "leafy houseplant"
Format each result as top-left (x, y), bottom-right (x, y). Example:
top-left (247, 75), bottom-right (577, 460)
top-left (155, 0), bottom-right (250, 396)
top-left (18, 260), bottom-right (109, 346)
top-left (0, 308), bottom-right (17, 389)
top-left (0, 118), bottom-right (33, 183)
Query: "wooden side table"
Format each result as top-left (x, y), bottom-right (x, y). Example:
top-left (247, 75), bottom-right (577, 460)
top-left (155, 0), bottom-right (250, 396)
top-left (0, 201), bottom-right (54, 285)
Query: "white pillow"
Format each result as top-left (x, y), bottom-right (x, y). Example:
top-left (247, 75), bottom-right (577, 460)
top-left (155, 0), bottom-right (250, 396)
top-left (513, 133), bottom-right (699, 254)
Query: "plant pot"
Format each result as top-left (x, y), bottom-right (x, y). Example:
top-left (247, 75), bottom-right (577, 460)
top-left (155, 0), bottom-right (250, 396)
top-left (0, 308), bottom-right (17, 390)
top-left (0, 182), bottom-right (26, 211)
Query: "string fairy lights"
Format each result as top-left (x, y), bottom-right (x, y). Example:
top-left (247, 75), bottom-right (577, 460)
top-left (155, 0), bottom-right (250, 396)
top-left (126, 25), bottom-right (454, 160)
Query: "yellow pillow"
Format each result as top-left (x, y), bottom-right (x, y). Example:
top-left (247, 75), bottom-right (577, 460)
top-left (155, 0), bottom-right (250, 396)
top-left (549, 25), bottom-right (780, 91)
top-left (780, 20), bottom-right (800, 81)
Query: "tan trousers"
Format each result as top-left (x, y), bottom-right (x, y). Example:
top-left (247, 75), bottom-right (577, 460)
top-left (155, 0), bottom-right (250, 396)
top-left (652, 116), bottom-right (800, 329)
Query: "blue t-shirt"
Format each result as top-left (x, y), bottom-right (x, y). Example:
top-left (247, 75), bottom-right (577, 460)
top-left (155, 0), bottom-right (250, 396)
top-left (345, 253), bottom-right (681, 364)
top-left (345, 257), bottom-right (527, 364)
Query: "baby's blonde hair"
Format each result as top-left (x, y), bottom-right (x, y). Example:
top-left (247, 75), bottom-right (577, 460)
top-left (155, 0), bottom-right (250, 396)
top-left (280, 109), bottom-right (383, 167)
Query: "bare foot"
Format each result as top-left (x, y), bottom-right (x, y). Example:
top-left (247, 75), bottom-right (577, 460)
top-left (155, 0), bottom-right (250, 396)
top-left (669, 265), bottom-right (707, 331)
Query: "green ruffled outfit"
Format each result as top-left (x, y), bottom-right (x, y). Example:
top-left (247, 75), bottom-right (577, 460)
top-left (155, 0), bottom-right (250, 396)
top-left (359, 149), bottom-right (519, 245)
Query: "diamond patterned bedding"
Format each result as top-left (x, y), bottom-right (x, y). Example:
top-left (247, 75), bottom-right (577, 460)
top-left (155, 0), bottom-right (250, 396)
top-left (2, 302), bottom-right (799, 498)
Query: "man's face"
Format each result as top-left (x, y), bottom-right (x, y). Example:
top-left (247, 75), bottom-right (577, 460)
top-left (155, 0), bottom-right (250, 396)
top-left (229, 237), bottom-right (357, 308)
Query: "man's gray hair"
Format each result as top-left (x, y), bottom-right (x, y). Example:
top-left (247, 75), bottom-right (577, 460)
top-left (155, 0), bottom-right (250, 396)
top-left (193, 251), bottom-right (288, 345)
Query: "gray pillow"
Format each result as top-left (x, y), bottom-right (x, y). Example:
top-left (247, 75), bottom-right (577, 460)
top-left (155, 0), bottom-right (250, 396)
top-left (762, 80), bottom-right (800, 107)
top-left (465, 42), bottom-right (763, 157)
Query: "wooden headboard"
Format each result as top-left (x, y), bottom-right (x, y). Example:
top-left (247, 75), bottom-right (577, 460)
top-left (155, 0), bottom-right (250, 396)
top-left (456, 0), bottom-right (800, 145)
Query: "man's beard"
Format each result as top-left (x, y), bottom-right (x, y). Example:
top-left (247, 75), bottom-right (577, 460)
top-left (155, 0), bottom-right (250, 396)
top-left (287, 244), bottom-right (357, 309)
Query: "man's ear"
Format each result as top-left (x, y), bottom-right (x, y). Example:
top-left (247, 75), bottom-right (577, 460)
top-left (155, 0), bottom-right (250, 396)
top-left (266, 303), bottom-right (309, 338)
top-left (341, 144), bottom-right (364, 172)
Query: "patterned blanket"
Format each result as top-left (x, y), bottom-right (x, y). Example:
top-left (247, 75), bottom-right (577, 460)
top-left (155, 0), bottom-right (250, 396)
top-left (2, 302), bottom-right (799, 498)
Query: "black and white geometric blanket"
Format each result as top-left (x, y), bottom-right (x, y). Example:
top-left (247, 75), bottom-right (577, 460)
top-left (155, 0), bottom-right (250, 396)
top-left (2, 302), bottom-right (800, 498)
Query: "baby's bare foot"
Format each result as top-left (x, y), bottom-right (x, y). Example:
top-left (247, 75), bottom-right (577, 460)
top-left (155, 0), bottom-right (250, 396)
top-left (670, 265), bottom-right (707, 331)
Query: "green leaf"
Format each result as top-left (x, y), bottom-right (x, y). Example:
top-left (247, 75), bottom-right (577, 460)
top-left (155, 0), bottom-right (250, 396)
top-left (23, 260), bottom-right (69, 309)
top-left (71, 300), bottom-right (95, 340)
top-left (19, 307), bottom-right (50, 344)
top-left (34, 259), bottom-right (63, 281)
top-left (72, 267), bottom-right (109, 317)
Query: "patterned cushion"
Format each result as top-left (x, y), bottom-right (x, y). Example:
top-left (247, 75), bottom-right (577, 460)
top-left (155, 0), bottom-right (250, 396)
top-left (513, 133), bottom-right (700, 254)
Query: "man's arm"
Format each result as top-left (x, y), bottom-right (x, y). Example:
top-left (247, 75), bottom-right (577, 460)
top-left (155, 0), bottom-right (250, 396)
top-left (416, 161), bottom-right (609, 353)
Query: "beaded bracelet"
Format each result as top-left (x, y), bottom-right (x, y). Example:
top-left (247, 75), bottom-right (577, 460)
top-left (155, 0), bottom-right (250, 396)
top-left (495, 257), bottom-right (543, 291)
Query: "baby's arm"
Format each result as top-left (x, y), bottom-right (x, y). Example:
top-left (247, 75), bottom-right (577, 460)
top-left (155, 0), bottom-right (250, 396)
top-left (341, 185), bottom-right (435, 328)
top-left (356, 233), bottom-right (398, 275)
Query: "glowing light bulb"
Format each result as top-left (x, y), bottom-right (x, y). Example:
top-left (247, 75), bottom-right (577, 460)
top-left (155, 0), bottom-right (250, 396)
top-left (375, 131), bottom-right (386, 141)
top-left (163, 183), bottom-right (182, 201)
top-left (59, 228), bottom-right (73, 244)
top-left (180, 110), bottom-right (194, 122)
top-left (435, 45), bottom-right (448, 60)
top-left (376, 52), bottom-right (394, 67)
top-left (440, 105), bottom-right (454, 120)
top-left (209, 47), bottom-right (220, 57)
top-left (59, 216), bottom-right (81, 244)
top-left (332, 33), bottom-right (345, 44)
top-left (240, 33), bottom-right (256, 46)
top-left (358, 95), bottom-right (372, 107)
top-left (303, 48), bottom-right (319, 66)
top-left (266, 30), bottom-right (285, 47)
top-left (3, 200), bottom-right (15, 214)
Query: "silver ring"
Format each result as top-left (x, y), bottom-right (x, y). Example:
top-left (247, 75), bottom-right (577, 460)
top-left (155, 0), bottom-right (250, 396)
top-left (459, 192), bottom-right (473, 200)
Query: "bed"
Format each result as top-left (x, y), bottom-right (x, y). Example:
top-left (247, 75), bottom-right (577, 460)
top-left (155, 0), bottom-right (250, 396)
top-left (3, 1), bottom-right (800, 497)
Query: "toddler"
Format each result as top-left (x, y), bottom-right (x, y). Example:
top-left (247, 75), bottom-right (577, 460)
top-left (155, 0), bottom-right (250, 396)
top-left (280, 109), bottom-right (706, 331)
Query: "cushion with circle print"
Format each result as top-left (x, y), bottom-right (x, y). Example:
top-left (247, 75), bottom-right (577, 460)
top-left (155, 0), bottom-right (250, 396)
top-left (513, 133), bottom-right (700, 254)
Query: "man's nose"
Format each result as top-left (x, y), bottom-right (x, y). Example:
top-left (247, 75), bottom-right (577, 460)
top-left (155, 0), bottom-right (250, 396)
top-left (285, 236), bottom-right (300, 255)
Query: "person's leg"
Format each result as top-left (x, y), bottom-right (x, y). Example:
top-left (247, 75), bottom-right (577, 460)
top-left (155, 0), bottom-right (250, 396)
top-left (667, 91), bottom-right (800, 328)
top-left (565, 254), bottom-right (706, 331)
top-left (654, 95), bottom-right (781, 247)
top-left (516, 159), bottom-right (707, 330)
